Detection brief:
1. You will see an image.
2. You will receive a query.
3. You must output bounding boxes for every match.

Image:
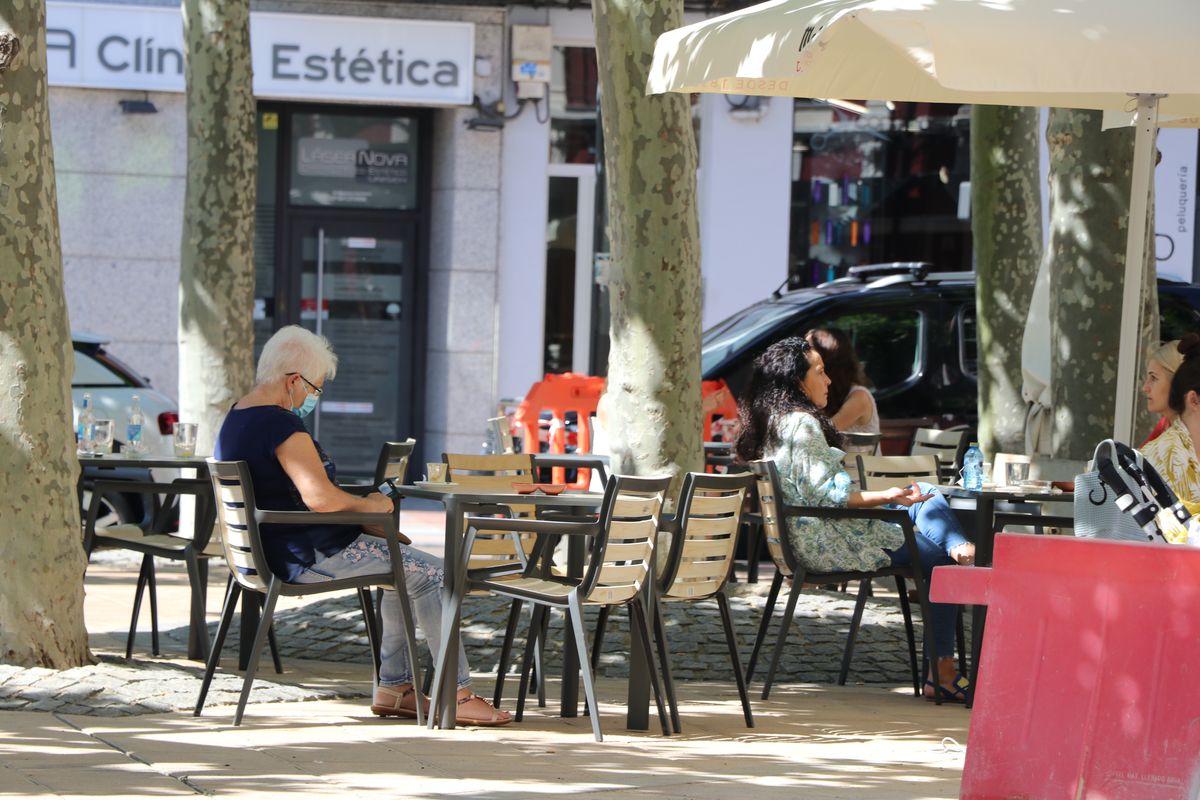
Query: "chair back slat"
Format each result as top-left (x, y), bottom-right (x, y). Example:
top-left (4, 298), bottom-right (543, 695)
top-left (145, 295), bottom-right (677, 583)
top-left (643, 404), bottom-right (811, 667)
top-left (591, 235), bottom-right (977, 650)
top-left (910, 427), bottom-right (967, 482)
top-left (857, 454), bottom-right (940, 491)
top-left (685, 492), bottom-right (744, 516)
top-left (446, 453), bottom-right (536, 565)
top-left (659, 471), bottom-right (754, 601)
top-left (207, 459), bottom-right (273, 593)
top-left (374, 439), bottom-right (416, 484)
top-left (749, 461), bottom-right (796, 578)
top-left (581, 475), bottom-right (670, 605)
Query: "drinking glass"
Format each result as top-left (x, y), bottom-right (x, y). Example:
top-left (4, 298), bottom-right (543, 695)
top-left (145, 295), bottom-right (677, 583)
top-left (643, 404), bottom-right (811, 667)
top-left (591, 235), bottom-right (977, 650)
top-left (1005, 461), bottom-right (1031, 487)
top-left (92, 419), bottom-right (114, 454)
top-left (426, 462), bottom-right (448, 482)
top-left (173, 422), bottom-right (198, 457)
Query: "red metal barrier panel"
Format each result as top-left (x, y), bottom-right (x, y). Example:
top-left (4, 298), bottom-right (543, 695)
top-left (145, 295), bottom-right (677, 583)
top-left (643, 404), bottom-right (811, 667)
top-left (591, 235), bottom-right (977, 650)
top-left (931, 534), bottom-right (1200, 800)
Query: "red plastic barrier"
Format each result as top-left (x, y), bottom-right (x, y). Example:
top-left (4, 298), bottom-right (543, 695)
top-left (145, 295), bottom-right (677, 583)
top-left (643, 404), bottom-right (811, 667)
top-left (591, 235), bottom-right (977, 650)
top-left (514, 373), bottom-right (604, 488)
top-left (514, 376), bottom-right (740, 487)
top-left (701, 379), bottom-right (737, 442)
top-left (931, 534), bottom-right (1200, 800)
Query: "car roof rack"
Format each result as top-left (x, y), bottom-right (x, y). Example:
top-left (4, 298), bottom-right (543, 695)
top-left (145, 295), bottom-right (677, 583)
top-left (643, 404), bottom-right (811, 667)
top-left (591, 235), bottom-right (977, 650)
top-left (846, 262), bottom-right (932, 281)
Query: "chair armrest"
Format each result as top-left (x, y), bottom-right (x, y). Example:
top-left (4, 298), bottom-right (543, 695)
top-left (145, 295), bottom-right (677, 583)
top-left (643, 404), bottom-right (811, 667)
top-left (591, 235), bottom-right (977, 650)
top-left (254, 510), bottom-right (395, 527)
top-left (463, 515), bottom-right (597, 537)
top-left (781, 504), bottom-right (911, 526)
top-left (338, 483), bottom-right (377, 497)
top-left (658, 513), bottom-right (680, 534)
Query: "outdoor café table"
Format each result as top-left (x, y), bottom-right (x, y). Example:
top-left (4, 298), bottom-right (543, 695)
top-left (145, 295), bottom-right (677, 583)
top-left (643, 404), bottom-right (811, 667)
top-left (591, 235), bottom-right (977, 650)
top-left (936, 484), bottom-right (1073, 706)
top-left (394, 483), bottom-right (640, 730)
top-left (77, 453), bottom-right (215, 660)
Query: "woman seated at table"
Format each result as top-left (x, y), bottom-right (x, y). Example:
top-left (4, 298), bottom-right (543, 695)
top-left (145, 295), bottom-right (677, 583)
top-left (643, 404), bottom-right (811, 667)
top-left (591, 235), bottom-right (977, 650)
top-left (805, 327), bottom-right (879, 453)
top-left (733, 337), bottom-right (974, 702)
top-left (1141, 335), bottom-right (1200, 537)
top-left (1141, 339), bottom-right (1183, 446)
top-left (215, 325), bottom-right (510, 726)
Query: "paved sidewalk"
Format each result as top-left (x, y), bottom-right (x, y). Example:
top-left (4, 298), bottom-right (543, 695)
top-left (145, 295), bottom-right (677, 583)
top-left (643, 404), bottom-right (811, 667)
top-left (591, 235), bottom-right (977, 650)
top-left (0, 503), bottom-right (969, 798)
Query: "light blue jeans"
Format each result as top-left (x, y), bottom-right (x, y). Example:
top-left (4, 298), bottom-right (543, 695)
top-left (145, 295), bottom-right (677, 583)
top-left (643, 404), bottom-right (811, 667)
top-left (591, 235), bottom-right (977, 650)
top-left (294, 533), bottom-right (471, 690)
top-left (885, 483), bottom-right (970, 659)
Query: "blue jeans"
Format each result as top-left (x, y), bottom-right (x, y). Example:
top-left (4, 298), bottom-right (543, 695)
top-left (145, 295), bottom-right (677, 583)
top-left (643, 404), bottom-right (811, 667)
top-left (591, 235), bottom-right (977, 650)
top-left (294, 533), bottom-right (471, 690)
top-left (885, 483), bottom-right (969, 659)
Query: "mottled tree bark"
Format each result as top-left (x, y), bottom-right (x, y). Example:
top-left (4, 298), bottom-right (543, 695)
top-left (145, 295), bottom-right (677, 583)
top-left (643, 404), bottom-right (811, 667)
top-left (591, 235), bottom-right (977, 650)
top-left (0, 2), bottom-right (93, 667)
top-left (1046, 109), bottom-right (1158, 459)
top-left (179, 0), bottom-right (256, 454)
top-left (972, 106), bottom-right (1042, 458)
top-left (593, 0), bottom-right (703, 491)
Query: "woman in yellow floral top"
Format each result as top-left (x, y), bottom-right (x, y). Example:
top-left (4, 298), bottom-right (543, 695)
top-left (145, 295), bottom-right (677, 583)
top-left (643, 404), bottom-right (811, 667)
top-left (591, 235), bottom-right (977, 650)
top-left (1141, 335), bottom-right (1200, 524)
top-left (734, 337), bottom-right (974, 702)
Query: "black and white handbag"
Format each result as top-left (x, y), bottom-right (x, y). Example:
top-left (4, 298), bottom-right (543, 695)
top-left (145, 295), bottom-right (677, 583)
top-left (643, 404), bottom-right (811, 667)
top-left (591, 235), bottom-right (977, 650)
top-left (1074, 439), bottom-right (1189, 543)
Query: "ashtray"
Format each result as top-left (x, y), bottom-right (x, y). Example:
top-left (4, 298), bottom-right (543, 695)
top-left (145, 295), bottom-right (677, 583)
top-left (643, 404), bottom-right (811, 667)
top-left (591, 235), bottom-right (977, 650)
top-left (512, 483), bottom-right (567, 495)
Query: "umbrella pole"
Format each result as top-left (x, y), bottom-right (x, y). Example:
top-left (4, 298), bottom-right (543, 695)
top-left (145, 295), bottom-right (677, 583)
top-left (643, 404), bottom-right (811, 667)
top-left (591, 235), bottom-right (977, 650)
top-left (1113, 93), bottom-right (1162, 444)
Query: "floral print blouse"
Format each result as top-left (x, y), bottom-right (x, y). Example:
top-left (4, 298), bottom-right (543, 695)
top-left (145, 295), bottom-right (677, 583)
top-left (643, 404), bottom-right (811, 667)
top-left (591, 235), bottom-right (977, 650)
top-left (764, 411), bottom-right (904, 572)
top-left (1140, 418), bottom-right (1200, 543)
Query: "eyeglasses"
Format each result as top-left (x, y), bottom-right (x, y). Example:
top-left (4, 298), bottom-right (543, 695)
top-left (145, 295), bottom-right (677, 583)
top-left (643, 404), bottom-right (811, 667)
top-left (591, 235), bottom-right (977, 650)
top-left (288, 372), bottom-right (323, 396)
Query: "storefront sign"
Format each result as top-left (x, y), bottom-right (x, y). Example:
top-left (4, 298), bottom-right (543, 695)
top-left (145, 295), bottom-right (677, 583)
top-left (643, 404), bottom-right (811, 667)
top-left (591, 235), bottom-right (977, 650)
top-left (45, 1), bottom-right (474, 106)
top-left (1155, 128), bottom-right (1198, 282)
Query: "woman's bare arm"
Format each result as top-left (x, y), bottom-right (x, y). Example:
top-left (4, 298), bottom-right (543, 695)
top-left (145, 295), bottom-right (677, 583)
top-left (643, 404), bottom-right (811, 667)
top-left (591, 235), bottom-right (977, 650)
top-left (830, 389), bottom-right (872, 431)
top-left (275, 431), bottom-right (393, 515)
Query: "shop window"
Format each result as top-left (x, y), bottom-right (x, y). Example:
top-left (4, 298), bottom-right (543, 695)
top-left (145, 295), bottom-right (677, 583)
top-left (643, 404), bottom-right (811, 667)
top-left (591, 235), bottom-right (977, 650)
top-left (288, 113), bottom-right (419, 210)
top-left (544, 176), bottom-right (578, 373)
top-left (550, 46), bottom-right (597, 164)
top-left (788, 100), bottom-right (972, 288)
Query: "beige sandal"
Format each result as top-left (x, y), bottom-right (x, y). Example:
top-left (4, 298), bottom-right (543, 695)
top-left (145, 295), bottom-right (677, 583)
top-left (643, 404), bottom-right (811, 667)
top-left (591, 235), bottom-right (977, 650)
top-left (371, 684), bottom-right (426, 719)
top-left (456, 693), bottom-right (513, 727)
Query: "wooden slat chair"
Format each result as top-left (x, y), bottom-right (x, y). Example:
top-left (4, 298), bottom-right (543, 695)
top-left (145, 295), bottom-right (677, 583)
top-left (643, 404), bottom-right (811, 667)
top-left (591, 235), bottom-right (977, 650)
top-left (595, 471), bottom-right (757, 733)
top-left (744, 460), bottom-right (940, 702)
top-left (440, 474), bottom-right (674, 742)
top-left (442, 452), bottom-right (545, 706)
top-left (857, 453), bottom-right (968, 676)
top-left (194, 460), bottom-right (422, 726)
top-left (910, 427), bottom-right (968, 483)
top-left (83, 477), bottom-right (221, 660)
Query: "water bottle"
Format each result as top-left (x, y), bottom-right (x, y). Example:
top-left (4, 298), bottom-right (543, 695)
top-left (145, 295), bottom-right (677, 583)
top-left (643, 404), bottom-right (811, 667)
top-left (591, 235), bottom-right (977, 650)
top-left (963, 442), bottom-right (984, 491)
top-left (126, 394), bottom-right (145, 456)
top-left (76, 392), bottom-right (96, 455)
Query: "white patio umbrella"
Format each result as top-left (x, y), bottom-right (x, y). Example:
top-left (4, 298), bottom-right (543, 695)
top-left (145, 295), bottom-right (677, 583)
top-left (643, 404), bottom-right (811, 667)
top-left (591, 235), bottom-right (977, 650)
top-left (648, 0), bottom-right (1200, 443)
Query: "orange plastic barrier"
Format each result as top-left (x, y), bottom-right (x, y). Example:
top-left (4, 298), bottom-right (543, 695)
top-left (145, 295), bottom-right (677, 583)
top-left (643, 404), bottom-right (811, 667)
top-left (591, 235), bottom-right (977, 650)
top-left (701, 379), bottom-right (737, 442)
top-left (513, 375), bottom-right (739, 487)
top-left (514, 373), bottom-right (604, 489)
top-left (931, 534), bottom-right (1200, 799)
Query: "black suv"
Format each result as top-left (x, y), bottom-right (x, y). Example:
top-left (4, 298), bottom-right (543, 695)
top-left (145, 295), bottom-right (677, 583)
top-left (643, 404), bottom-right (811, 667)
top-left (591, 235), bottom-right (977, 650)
top-left (701, 263), bottom-right (1200, 450)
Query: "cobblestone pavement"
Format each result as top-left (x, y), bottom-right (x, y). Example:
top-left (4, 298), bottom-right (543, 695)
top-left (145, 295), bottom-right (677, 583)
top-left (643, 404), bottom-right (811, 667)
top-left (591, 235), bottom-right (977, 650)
top-left (0, 655), bottom-right (362, 717)
top-left (170, 579), bottom-right (967, 685)
top-left (2, 569), bottom-right (969, 717)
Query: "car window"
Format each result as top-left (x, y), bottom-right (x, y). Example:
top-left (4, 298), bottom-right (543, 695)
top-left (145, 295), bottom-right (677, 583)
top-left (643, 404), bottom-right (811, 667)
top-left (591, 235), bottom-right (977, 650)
top-left (73, 350), bottom-right (128, 386)
top-left (701, 301), bottom-right (801, 376)
top-left (957, 305), bottom-right (978, 378)
top-left (811, 308), bottom-right (924, 396)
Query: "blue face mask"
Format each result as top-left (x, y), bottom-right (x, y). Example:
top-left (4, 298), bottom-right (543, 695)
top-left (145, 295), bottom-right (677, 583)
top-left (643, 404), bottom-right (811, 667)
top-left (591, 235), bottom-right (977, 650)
top-left (293, 392), bottom-right (319, 418)
top-left (289, 378), bottom-right (320, 418)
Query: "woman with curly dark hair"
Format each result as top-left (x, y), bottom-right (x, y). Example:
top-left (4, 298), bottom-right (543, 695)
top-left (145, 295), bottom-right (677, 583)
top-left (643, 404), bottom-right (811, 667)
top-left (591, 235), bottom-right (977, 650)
top-left (805, 328), bottom-right (879, 453)
top-left (734, 336), bottom-right (974, 702)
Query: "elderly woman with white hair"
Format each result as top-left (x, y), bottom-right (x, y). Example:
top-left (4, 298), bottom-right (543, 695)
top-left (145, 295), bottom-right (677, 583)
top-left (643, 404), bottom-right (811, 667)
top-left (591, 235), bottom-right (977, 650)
top-left (214, 325), bottom-right (511, 726)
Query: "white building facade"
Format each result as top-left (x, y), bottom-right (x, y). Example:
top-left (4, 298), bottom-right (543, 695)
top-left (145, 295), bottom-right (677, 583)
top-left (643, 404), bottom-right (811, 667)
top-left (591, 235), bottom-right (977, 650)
top-left (49, 0), bottom-right (1198, 473)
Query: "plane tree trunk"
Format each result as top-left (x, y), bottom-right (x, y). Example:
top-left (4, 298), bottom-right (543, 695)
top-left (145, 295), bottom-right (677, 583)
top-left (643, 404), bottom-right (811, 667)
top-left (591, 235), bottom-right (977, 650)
top-left (1046, 109), bottom-right (1158, 459)
top-left (972, 105), bottom-right (1043, 458)
top-left (178, 0), bottom-right (257, 454)
top-left (592, 0), bottom-right (704, 494)
top-left (0, 2), bottom-right (93, 667)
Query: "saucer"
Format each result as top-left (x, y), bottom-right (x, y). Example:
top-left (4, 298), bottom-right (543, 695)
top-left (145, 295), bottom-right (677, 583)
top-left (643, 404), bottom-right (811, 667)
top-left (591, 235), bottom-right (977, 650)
top-left (414, 481), bottom-right (458, 490)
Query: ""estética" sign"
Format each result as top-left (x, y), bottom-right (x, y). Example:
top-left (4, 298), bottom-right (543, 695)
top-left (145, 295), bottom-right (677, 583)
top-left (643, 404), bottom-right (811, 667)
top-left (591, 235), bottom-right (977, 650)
top-left (46, 2), bottom-right (475, 107)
